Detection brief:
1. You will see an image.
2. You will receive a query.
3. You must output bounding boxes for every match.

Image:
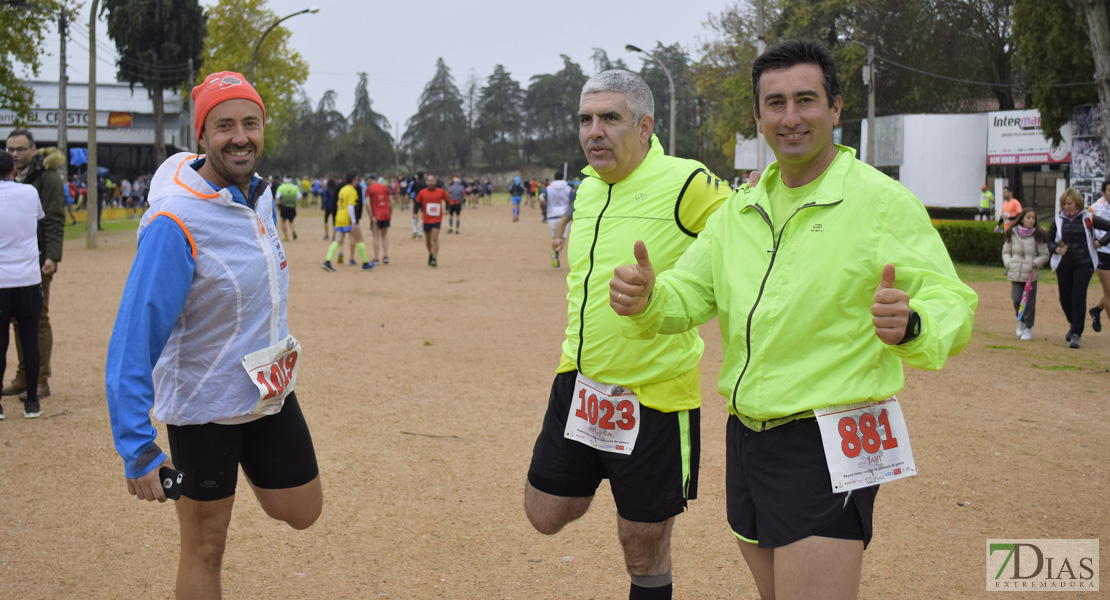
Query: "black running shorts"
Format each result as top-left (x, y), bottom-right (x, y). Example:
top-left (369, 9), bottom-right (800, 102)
top-left (726, 414), bottom-right (878, 548)
top-left (166, 392), bottom-right (319, 501)
top-left (527, 370), bottom-right (699, 523)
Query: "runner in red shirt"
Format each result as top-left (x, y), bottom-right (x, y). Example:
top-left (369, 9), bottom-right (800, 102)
top-left (415, 174), bottom-right (448, 266)
top-left (365, 174), bottom-right (392, 266)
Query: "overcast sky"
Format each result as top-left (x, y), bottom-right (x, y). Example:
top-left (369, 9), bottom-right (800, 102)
top-left (33, 0), bottom-right (736, 134)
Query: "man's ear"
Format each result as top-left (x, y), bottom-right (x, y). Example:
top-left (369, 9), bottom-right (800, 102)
top-left (639, 114), bottom-right (654, 144)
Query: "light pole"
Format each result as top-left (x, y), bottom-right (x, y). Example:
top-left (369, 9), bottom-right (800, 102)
top-left (845, 38), bottom-right (876, 165)
top-left (625, 43), bottom-right (676, 156)
top-left (247, 6), bottom-right (319, 83)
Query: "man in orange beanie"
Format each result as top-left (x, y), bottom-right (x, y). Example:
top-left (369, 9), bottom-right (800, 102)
top-left (106, 71), bottom-right (322, 597)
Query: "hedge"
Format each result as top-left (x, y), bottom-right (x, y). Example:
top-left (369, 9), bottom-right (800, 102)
top-left (932, 220), bottom-right (1011, 265)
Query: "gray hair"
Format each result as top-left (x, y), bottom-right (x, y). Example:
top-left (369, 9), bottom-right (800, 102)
top-left (580, 69), bottom-right (654, 123)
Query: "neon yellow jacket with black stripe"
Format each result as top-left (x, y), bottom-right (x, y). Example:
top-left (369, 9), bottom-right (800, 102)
top-left (558, 135), bottom-right (730, 412)
top-left (622, 146), bottom-right (978, 428)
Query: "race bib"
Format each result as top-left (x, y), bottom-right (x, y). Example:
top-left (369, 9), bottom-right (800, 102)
top-left (814, 397), bottom-right (916, 493)
top-left (426, 202), bottom-right (441, 217)
top-left (241, 334), bottom-right (300, 416)
top-left (564, 373), bottom-right (640, 455)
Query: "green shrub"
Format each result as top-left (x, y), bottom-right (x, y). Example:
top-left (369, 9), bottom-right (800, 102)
top-left (932, 220), bottom-right (1005, 265)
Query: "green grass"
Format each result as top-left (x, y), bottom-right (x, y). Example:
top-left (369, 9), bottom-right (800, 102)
top-left (63, 218), bottom-right (141, 241)
top-left (1033, 365), bottom-right (1080, 371)
top-left (953, 262), bottom-right (1102, 288)
top-left (984, 344), bottom-right (1020, 350)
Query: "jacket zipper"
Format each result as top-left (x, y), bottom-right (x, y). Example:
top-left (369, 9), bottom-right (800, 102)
top-left (730, 201), bottom-right (831, 428)
top-left (577, 182), bottom-right (614, 372)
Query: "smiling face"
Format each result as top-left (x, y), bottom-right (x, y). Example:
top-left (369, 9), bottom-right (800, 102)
top-left (755, 63), bottom-right (842, 187)
top-left (197, 99), bottom-right (264, 192)
top-left (578, 91), bottom-right (653, 184)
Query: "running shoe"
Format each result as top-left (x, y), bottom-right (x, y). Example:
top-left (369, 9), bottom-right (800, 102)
top-left (362, 262), bottom-right (376, 270)
top-left (292, 231), bottom-right (298, 240)
top-left (383, 256), bottom-right (389, 264)
top-left (412, 232), bottom-right (418, 239)
top-left (321, 261), bottom-right (336, 272)
top-left (1090, 307), bottom-right (1102, 332)
top-left (0, 402), bottom-right (4, 420)
top-left (349, 259), bottom-right (356, 266)
top-left (1070, 333), bottom-right (1082, 349)
top-left (551, 251), bottom-right (560, 269)
top-left (24, 400), bottom-right (41, 419)
top-left (1020, 328), bottom-right (1033, 341)
top-left (337, 253), bottom-right (344, 264)
top-left (430, 258), bottom-right (437, 267)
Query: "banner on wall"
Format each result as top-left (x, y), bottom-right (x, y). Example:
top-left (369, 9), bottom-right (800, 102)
top-left (987, 109), bottom-right (1071, 165)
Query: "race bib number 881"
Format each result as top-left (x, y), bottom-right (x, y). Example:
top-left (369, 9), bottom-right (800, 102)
top-left (814, 397), bottom-right (916, 493)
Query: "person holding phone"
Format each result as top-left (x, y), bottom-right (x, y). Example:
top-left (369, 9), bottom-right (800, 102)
top-left (105, 71), bottom-right (322, 597)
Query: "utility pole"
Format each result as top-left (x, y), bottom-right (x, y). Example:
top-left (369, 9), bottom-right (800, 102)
top-left (756, 0), bottom-right (765, 172)
top-left (57, 10), bottom-right (67, 171)
top-left (87, 0), bottom-right (99, 249)
top-left (187, 58), bottom-right (195, 153)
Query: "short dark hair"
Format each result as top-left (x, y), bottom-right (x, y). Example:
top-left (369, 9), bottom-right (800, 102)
top-left (7, 128), bottom-right (34, 145)
top-left (345, 170), bottom-right (359, 184)
top-left (752, 39), bottom-right (841, 117)
top-left (1003, 186), bottom-right (1012, 192)
top-left (553, 170), bottom-right (564, 181)
top-left (0, 151), bottom-right (13, 177)
top-left (1102, 180), bottom-right (1109, 194)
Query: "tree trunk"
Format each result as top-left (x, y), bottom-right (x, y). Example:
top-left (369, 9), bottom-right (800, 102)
top-left (1080, 0), bottom-right (1110, 167)
top-left (152, 83), bottom-right (166, 167)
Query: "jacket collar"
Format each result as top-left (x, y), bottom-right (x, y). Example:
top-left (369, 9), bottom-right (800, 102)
top-left (738, 144), bottom-right (857, 211)
top-left (580, 134), bottom-right (662, 183)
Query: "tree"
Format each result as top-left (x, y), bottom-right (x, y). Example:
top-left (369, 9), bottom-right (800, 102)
top-left (475, 65), bottom-right (525, 168)
top-left (634, 43), bottom-right (701, 158)
top-left (589, 48), bottom-right (629, 74)
top-left (525, 55), bottom-right (589, 170)
top-left (332, 72), bottom-right (394, 174)
top-left (402, 58), bottom-right (467, 171)
top-left (201, 0), bottom-right (310, 157)
top-left (104, 0), bottom-right (205, 166)
top-left (0, 1), bottom-right (67, 121)
top-left (264, 90), bottom-right (347, 176)
top-left (1014, 0), bottom-right (1106, 160)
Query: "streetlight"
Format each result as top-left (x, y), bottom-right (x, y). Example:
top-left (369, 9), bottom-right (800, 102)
top-left (845, 37), bottom-right (876, 166)
top-left (247, 7), bottom-right (319, 83)
top-left (625, 43), bottom-right (676, 156)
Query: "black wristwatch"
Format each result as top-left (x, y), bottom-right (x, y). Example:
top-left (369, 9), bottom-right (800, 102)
top-left (898, 310), bottom-right (921, 345)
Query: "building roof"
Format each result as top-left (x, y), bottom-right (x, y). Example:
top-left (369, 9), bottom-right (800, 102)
top-left (23, 80), bottom-right (185, 113)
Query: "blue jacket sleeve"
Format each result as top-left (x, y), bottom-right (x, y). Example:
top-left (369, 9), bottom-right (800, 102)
top-left (105, 216), bottom-right (195, 479)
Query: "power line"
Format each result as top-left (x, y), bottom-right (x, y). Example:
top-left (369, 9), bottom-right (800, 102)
top-left (875, 54), bottom-right (1095, 89)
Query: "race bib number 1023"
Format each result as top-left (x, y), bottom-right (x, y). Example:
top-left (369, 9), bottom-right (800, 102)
top-left (564, 373), bottom-right (640, 455)
top-left (813, 397), bottom-right (916, 493)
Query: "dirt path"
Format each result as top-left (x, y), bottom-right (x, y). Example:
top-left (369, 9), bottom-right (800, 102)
top-left (1, 201), bottom-right (1106, 599)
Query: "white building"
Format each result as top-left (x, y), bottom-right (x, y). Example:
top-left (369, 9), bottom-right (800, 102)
top-left (1, 80), bottom-right (190, 178)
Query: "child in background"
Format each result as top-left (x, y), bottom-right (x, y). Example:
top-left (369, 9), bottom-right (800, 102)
top-left (1002, 208), bottom-right (1050, 340)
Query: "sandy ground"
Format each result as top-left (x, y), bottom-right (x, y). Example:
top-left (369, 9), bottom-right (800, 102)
top-left (0, 200), bottom-right (1106, 599)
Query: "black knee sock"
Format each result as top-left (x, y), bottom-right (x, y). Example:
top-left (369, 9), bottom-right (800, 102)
top-left (629, 581), bottom-right (672, 600)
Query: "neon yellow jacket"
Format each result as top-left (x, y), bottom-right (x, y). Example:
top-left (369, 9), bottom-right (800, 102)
top-left (623, 146), bottom-right (978, 427)
top-left (559, 135), bottom-right (729, 412)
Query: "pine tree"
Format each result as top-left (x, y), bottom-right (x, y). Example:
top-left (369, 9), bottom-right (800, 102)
top-left (475, 65), bottom-right (526, 168)
top-left (104, 0), bottom-right (205, 165)
top-left (402, 58), bottom-right (467, 171)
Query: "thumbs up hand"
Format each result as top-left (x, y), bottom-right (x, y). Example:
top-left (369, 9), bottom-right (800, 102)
top-left (611, 240), bottom-right (656, 316)
top-left (871, 263), bottom-right (911, 345)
